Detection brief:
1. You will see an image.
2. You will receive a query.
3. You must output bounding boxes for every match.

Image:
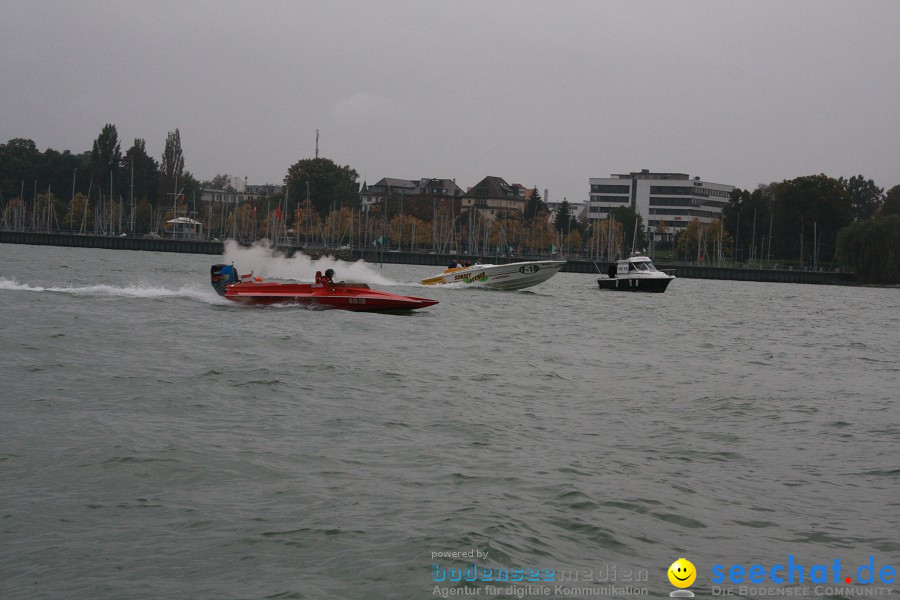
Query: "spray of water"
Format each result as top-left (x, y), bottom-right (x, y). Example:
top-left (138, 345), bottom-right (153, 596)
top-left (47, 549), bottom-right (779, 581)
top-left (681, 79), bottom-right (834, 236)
top-left (0, 277), bottom-right (227, 304)
top-left (221, 241), bottom-right (396, 285)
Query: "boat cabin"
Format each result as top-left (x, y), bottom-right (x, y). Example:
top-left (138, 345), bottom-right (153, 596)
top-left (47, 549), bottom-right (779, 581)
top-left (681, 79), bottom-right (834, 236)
top-left (618, 257), bottom-right (660, 275)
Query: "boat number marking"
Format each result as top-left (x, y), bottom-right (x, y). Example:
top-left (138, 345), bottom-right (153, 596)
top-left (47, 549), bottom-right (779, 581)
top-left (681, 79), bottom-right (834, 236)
top-left (348, 298), bottom-right (366, 304)
top-left (519, 264), bottom-right (540, 274)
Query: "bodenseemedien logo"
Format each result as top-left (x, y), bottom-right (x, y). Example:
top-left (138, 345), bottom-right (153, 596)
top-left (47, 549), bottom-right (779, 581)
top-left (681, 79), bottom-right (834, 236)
top-left (668, 558), bottom-right (697, 598)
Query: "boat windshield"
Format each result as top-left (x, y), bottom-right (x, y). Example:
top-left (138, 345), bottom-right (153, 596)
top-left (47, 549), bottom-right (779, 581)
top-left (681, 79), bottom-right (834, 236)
top-left (633, 261), bottom-right (651, 271)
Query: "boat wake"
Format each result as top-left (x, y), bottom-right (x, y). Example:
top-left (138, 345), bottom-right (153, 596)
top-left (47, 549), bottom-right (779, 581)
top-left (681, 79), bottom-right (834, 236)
top-left (0, 277), bottom-right (227, 304)
top-left (222, 241), bottom-right (396, 286)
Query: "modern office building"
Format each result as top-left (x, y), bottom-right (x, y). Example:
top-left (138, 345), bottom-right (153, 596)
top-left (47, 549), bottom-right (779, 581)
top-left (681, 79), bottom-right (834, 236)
top-left (588, 169), bottom-right (734, 239)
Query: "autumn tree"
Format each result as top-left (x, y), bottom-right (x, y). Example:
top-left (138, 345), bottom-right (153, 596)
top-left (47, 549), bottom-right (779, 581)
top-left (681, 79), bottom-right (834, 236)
top-left (63, 192), bottom-right (91, 229)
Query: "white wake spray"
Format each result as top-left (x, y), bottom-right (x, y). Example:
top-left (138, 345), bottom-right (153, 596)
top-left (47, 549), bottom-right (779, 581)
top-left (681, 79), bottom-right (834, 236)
top-left (0, 277), bottom-right (226, 304)
top-left (220, 241), bottom-right (396, 285)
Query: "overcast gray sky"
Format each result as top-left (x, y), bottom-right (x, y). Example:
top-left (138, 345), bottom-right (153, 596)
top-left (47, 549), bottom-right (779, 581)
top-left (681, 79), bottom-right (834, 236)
top-left (2, 0), bottom-right (898, 202)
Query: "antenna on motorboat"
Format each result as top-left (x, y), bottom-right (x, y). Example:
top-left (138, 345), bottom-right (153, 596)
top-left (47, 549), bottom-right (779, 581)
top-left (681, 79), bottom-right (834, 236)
top-left (630, 222), bottom-right (638, 256)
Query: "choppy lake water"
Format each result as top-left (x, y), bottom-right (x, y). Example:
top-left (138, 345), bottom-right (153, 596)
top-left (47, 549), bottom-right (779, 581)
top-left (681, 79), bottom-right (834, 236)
top-left (1, 243), bottom-right (897, 599)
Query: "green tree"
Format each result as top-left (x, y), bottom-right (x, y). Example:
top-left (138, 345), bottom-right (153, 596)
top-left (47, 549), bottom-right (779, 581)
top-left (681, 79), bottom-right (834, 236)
top-left (0, 138), bottom-right (41, 198)
top-left (553, 200), bottom-right (572, 232)
top-left (285, 157), bottom-right (360, 218)
top-left (524, 186), bottom-right (548, 220)
top-left (882, 185), bottom-right (900, 217)
top-left (836, 215), bottom-right (900, 283)
top-left (133, 199), bottom-right (153, 234)
top-left (160, 129), bottom-right (186, 209)
top-left (90, 124), bottom-right (121, 201)
top-left (771, 174), bottom-right (852, 264)
top-left (610, 205), bottom-right (646, 251)
top-left (839, 175), bottom-right (883, 220)
top-left (39, 148), bottom-right (84, 204)
top-left (204, 174), bottom-right (232, 190)
top-left (177, 171), bottom-right (202, 214)
top-left (723, 184), bottom-right (775, 262)
top-left (123, 138), bottom-right (160, 207)
top-left (1, 140), bottom-right (87, 221)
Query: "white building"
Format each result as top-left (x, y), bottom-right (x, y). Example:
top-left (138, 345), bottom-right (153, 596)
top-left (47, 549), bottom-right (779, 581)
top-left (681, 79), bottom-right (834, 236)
top-left (588, 169), bottom-right (734, 240)
top-left (200, 181), bottom-right (284, 205)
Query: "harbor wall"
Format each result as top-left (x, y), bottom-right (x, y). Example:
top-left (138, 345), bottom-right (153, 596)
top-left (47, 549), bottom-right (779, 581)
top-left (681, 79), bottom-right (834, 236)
top-left (0, 230), bottom-right (224, 255)
top-left (1, 231), bottom-right (856, 285)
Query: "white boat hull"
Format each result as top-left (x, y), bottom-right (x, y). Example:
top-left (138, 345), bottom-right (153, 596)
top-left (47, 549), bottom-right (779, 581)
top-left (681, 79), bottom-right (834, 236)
top-left (421, 260), bottom-right (566, 290)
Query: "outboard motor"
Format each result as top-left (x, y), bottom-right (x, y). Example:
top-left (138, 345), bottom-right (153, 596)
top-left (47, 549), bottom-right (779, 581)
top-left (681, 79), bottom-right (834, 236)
top-left (211, 264), bottom-right (239, 296)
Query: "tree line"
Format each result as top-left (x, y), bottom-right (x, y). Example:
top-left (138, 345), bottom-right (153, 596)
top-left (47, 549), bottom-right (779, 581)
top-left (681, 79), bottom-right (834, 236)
top-left (720, 175), bottom-right (899, 282)
top-left (1, 126), bottom-right (897, 281)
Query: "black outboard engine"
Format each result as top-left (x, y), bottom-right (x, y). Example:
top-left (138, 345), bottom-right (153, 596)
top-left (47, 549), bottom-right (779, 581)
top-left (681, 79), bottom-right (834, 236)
top-left (211, 264), bottom-right (239, 296)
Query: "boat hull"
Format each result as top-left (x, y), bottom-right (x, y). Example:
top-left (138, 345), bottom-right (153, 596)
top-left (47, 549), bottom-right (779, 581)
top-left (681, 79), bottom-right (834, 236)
top-left (223, 282), bottom-right (438, 311)
top-left (421, 260), bottom-right (565, 290)
top-left (596, 276), bottom-right (673, 293)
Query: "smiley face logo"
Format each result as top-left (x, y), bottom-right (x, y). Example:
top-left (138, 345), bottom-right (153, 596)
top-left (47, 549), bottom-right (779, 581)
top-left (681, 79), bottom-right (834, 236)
top-left (668, 558), bottom-right (696, 588)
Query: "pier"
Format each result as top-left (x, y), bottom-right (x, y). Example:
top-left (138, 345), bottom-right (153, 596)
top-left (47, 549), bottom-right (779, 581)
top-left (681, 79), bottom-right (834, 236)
top-left (1, 230), bottom-right (856, 285)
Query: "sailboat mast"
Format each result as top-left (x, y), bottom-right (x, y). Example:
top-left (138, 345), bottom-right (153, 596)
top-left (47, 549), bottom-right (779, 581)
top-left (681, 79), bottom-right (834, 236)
top-left (130, 156), bottom-right (134, 234)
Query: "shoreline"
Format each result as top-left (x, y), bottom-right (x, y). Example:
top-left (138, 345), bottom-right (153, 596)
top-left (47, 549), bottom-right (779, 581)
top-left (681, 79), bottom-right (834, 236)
top-left (0, 230), bottom-right (857, 286)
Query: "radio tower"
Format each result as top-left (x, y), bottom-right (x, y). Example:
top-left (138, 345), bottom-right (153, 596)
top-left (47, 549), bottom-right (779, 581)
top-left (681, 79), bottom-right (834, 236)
top-left (315, 129), bottom-right (319, 159)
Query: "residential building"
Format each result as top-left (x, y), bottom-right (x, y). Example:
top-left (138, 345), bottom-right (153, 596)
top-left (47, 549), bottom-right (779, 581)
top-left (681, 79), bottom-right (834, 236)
top-left (461, 176), bottom-right (528, 221)
top-left (360, 178), bottom-right (419, 208)
top-left (588, 169), bottom-right (734, 239)
top-left (359, 178), bottom-right (465, 220)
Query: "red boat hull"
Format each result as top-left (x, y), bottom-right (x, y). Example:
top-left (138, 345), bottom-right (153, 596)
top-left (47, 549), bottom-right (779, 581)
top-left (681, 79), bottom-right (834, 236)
top-left (223, 281), bottom-right (438, 312)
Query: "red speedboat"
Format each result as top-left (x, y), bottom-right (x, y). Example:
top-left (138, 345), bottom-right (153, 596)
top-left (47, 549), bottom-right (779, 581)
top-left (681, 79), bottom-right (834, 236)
top-left (210, 264), bottom-right (438, 312)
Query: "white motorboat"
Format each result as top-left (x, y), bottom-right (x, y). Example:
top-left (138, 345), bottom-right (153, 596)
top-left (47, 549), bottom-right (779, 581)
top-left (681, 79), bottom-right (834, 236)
top-left (597, 255), bottom-right (675, 293)
top-left (421, 260), bottom-right (566, 290)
